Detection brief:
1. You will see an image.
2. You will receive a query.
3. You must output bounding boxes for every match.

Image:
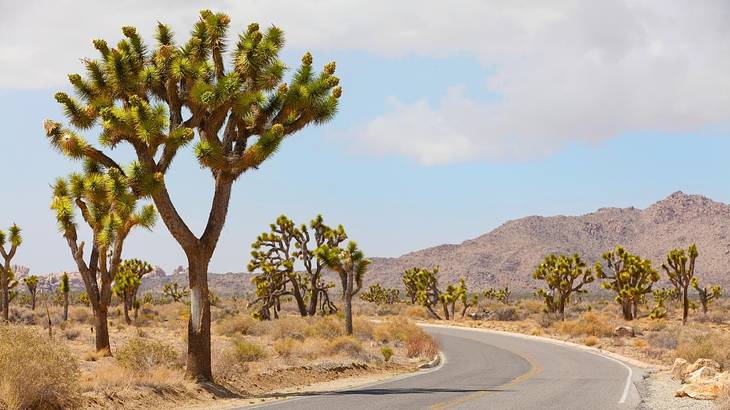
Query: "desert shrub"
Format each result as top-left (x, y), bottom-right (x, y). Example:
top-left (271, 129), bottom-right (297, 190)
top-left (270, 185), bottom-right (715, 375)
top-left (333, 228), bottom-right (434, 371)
top-left (557, 312), bottom-right (613, 338)
top-left (264, 316), bottom-right (307, 340)
top-left (493, 306), bottom-right (522, 321)
top-left (403, 305), bottom-right (429, 319)
top-left (646, 329), bottom-right (679, 350)
top-left (381, 317), bottom-right (421, 343)
top-left (326, 336), bottom-right (363, 356)
top-left (404, 331), bottom-right (439, 359)
top-left (297, 338), bottom-right (326, 359)
top-left (215, 315), bottom-right (258, 336)
top-left (519, 299), bottom-right (545, 315)
top-left (675, 332), bottom-right (730, 369)
top-left (231, 338), bottom-right (267, 362)
top-left (64, 328), bottom-right (81, 340)
top-left (583, 336), bottom-right (599, 346)
top-left (353, 316), bottom-right (374, 340)
top-left (0, 325), bottom-right (79, 409)
top-left (69, 306), bottom-right (92, 324)
top-left (381, 346), bottom-right (394, 362)
top-left (305, 315), bottom-right (343, 339)
top-left (373, 323), bottom-right (392, 343)
top-left (8, 306), bottom-right (38, 325)
top-left (537, 313), bottom-right (555, 328)
top-left (116, 338), bottom-right (179, 373)
top-left (273, 337), bottom-right (301, 357)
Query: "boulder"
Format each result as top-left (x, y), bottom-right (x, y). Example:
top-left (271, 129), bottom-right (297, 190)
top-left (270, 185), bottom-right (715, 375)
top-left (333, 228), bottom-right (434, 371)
top-left (684, 366), bottom-right (717, 384)
top-left (671, 358), bottom-right (689, 381)
top-left (686, 358), bottom-right (722, 375)
top-left (613, 326), bottom-right (634, 338)
top-left (675, 377), bottom-right (727, 400)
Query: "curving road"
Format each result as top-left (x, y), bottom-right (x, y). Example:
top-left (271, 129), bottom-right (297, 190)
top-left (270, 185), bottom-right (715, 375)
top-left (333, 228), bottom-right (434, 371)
top-left (246, 324), bottom-right (645, 410)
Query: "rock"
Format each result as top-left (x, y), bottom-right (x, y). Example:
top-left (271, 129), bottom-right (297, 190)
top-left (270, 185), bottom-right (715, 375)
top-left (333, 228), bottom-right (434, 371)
top-left (675, 378), bottom-right (726, 400)
top-left (685, 358), bottom-right (722, 375)
top-left (613, 326), bottom-right (635, 338)
top-left (671, 358), bottom-right (689, 381)
top-left (684, 366), bottom-right (717, 384)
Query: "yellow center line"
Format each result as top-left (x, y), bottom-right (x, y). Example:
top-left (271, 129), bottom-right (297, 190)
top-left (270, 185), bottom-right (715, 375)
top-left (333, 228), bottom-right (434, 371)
top-left (430, 350), bottom-right (543, 410)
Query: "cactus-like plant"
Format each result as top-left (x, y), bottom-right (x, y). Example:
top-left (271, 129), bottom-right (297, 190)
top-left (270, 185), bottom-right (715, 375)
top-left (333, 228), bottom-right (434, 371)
top-left (46, 10), bottom-right (342, 381)
top-left (484, 286), bottom-right (511, 304)
top-left (0, 224), bottom-right (22, 321)
top-left (248, 215), bottom-right (346, 319)
top-left (114, 259), bottom-right (153, 324)
top-left (360, 284), bottom-right (401, 305)
top-left (60, 272), bottom-right (70, 321)
top-left (661, 244), bottom-right (698, 324)
top-left (533, 254), bottom-right (594, 321)
top-left (315, 241), bottom-right (370, 335)
top-left (162, 281), bottom-right (189, 303)
top-left (595, 246), bottom-right (658, 321)
top-left (649, 288), bottom-right (676, 319)
top-left (692, 277), bottom-right (721, 315)
top-left (23, 275), bottom-right (39, 310)
top-left (50, 169), bottom-right (156, 353)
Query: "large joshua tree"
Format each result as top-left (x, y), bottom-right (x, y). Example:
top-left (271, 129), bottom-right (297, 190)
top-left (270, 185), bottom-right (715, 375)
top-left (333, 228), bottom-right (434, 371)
top-left (113, 258), bottom-right (153, 325)
top-left (315, 241), bottom-right (370, 335)
top-left (661, 244), bottom-right (699, 324)
top-left (46, 11), bottom-right (341, 380)
top-left (0, 224), bottom-right (22, 321)
top-left (50, 168), bottom-right (156, 353)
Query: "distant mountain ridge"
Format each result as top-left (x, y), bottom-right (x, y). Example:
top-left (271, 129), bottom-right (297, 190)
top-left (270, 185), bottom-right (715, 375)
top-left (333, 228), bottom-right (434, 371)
top-left (367, 192), bottom-right (730, 290)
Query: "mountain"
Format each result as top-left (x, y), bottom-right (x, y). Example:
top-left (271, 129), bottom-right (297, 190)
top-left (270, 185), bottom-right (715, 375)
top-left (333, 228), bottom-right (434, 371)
top-left (367, 192), bottom-right (730, 290)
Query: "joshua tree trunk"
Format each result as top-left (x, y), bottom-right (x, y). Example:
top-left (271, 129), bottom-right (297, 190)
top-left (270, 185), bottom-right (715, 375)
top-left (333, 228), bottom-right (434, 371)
top-left (30, 291), bottom-right (36, 311)
top-left (63, 291), bottom-right (69, 321)
top-left (682, 285), bottom-right (690, 324)
top-left (344, 270), bottom-right (354, 335)
top-left (186, 254), bottom-right (213, 380)
top-left (123, 293), bottom-right (131, 325)
top-left (1, 270), bottom-right (8, 321)
top-left (558, 296), bottom-right (566, 321)
top-left (94, 306), bottom-right (110, 352)
top-left (621, 301), bottom-right (633, 321)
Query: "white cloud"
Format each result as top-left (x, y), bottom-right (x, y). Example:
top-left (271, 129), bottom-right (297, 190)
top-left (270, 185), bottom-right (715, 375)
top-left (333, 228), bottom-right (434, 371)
top-left (3, 1), bottom-right (730, 162)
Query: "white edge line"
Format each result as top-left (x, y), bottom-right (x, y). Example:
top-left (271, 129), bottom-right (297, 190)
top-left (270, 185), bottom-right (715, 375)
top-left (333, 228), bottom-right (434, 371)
top-left (419, 323), bottom-right (637, 405)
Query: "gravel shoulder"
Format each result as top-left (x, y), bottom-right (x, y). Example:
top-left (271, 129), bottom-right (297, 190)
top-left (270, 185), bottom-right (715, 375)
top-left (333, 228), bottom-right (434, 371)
top-left (639, 370), bottom-right (718, 410)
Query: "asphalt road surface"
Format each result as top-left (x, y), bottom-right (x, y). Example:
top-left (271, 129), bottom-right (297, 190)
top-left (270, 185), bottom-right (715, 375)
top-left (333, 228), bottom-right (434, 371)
top-left (247, 324), bottom-right (644, 410)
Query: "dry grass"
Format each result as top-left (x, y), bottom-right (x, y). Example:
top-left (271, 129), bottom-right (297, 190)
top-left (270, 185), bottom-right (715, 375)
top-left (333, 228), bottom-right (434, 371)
top-left (231, 337), bottom-right (268, 362)
top-left (556, 312), bottom-right (614, 338)
top-left (214, 314), bottom-right (259, 336)
top-left (0, 325), bottom-right (79, 409)
top-left (675, 331), bottom-right (730, 369)
top-left (115, 337), bottom-right (181, 373)
top-left (583, 335), bottom-right (599, 346)
top-left (326, 336), bottom-right (363, 356)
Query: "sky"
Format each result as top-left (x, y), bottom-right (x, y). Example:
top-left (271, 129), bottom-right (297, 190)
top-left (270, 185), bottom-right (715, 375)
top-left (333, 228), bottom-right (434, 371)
top-left (1, 0), bottom-right (730, 274)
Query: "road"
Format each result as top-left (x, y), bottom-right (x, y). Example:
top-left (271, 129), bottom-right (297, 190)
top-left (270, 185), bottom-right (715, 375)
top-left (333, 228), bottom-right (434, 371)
top-left (246, 324), bottom-right (644, 410)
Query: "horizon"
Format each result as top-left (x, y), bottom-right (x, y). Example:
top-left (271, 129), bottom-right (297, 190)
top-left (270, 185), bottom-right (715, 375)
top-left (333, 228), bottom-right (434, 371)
top-left (2, 1), bottom-right (730, 275)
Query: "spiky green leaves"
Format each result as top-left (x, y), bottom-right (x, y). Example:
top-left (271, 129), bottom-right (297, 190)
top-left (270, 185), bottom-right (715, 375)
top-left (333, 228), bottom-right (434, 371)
top-left (533, 254), bottom-right (594, 318)
top-left (114, 258), bottom-right (153, 298)
top-left (60, 273), bottom-right (70, 293)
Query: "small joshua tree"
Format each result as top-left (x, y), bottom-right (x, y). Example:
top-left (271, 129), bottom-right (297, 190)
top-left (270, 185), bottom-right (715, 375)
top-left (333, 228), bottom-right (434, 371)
top-left (163, 281), bottom-right (189, 303)
top-left (360, 284), bottom-right (401, 305)
top-left (484, 286), bottom-right (511, 304)
top-left (533, 254), bottom-right (594, 321)
top-left (114, 259), bottom-right (153, 324)
top-left (0, 224), bottom-right (22, 321)
top-left (595, 246), bottom-right (658, 321)
top-left (315, 241), bottom-right (370, 335)
top-left (24, 275), bottom-right (39, 310)
top-left (661, 244), bottom-right (699, 324)
top-left (50, 169), bottom-right (156, 353)
top-left (402, 267), bottom-right (420, 304)
top-left (60, 273), bottom-right (70, 321)
top-left (454, 279), bottom-right (478, 318)
top-left (649, 288), bottom-right (675, 320)
top-left (692, 278), bottom-right (721, 315)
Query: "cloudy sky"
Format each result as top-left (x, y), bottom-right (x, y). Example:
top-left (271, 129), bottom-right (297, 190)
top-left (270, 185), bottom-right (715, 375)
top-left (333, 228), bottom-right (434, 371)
top-left (2, 0), bottom-right (730, 274)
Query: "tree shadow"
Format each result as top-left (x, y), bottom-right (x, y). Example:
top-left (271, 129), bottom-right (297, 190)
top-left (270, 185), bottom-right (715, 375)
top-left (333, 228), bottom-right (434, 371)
top-left (254, 386), bottom-right (514, 400)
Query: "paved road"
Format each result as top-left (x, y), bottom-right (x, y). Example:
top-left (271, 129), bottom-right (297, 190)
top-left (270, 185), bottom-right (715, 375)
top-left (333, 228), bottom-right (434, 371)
top-left (247, 325), bottom-right (644, 410)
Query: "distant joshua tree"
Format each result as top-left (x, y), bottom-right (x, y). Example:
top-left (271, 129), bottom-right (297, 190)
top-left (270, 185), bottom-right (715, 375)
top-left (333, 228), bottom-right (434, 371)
top-left (163, 281), bottom-right (189, 303)
top-left (60, 273), bottom-right (70, 321)
top-left (595, 246), bottom-right (658, 321)
top-left (533, 254), bottom-right (594, 321)
top-left (661, 244), bottom-right (698, 324)
top-left (316, 241), bottom-right (370, 335)
top-left (113, 259), bottom-right (153, 324)
top-left (24, 275), bottom-right (39, 310)
top-left (0, 224), bottom-right (22, 321)
top-left (692, 278), bottom-right (721, 315)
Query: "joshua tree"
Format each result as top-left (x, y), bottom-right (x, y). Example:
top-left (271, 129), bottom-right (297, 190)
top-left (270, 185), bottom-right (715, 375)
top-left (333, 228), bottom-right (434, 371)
top-left (661, 244), bottom-right (698, 324)
top-left (454, 279), bottom-right (477, 318)
top-left (60, 273), bottom-right (70, 321)
top-left (484, 286), bottom-right (511, 304)
top-left (162, 281), bottom-right (189, 303)
top-left (403, 266), bottom-right (446, 319)
top-left (533, 254), bottom-right (594, 321)
top-left (24, 275), bottom-right (39, 310)
top-left (50, 170), bottom-right (156, 353)
top-left (248, 215), bottom-right (346, 319)
top-left (649, 288), bottom-right (675, 319)
top-left (46, 11), bottom-right (342, 380)
top-left (691, 278), bottom-right (721, 315)
top-left (315, 241), bottom-right (370, 335)
top-left (113, 259), bottom-right (153, 324)
top-left (595, 246), bottom-right (658, 321)
top-left (360, 284), bottom-right (401, 305)
top-left (0, 224), bottom-right (22, 321)
top-left (402, 267), bottom-right (420, 304)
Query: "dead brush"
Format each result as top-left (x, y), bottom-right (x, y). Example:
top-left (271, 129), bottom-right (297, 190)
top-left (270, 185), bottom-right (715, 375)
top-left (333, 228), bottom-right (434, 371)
top-left (0, 325), bottom-right (80, 409)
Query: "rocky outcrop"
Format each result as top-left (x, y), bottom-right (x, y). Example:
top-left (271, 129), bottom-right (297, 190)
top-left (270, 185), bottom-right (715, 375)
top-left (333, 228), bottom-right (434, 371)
top-left (673, 358), bottom-right (728, 400)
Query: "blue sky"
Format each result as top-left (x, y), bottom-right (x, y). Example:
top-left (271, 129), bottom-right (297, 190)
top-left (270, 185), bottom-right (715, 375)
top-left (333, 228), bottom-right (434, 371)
top-left (1, 1), bottom-right (730, 274)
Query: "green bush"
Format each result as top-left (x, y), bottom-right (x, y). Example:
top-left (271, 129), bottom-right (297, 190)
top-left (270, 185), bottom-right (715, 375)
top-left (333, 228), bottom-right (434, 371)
top-left (381, 346), bottom-right (394, 362)
top-left (232, 338), bottom-right (267, 362)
